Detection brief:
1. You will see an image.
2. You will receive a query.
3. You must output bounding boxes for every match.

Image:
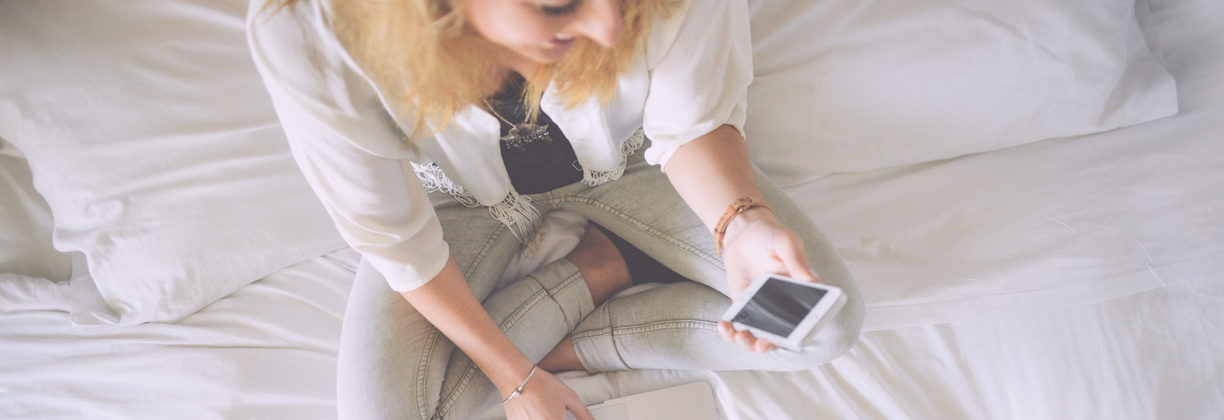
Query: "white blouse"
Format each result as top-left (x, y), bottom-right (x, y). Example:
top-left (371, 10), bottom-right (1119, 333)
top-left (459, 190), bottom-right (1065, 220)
top-left (247, 0), bottom-right (753, 291)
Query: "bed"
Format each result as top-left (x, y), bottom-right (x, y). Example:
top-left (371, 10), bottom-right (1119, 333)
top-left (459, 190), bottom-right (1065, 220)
top-left (1, 0), bottom-right (1221, 418)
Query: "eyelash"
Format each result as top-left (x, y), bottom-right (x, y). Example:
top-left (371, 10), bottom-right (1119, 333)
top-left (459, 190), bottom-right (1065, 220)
top-left (539, 0), bottom-right (581, 16)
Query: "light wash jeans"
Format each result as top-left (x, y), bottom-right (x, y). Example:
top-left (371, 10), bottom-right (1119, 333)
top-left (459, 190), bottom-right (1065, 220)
top-left (336, 148), bottom-right (865, 419)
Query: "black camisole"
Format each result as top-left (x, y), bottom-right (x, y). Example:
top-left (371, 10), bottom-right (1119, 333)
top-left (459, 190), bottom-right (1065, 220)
top-left (486, 73), bottom-right (684, 284)
top-left (487, 73), bottom-right (583, 195)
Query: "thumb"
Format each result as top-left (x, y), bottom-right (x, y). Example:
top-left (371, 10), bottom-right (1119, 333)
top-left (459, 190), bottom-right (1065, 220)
top-left (777, 234), bottom-right (819, 283)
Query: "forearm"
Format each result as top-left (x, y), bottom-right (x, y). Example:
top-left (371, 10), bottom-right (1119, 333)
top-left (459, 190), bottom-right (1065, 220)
top-left (663, 125), bottom-right (776, 235)
top-left (398, 256), bottom-right (535, 397)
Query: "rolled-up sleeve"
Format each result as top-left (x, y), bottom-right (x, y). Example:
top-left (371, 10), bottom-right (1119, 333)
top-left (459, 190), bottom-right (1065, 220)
top-left (247, 2), bottom-right (447, 292)
top-left (641, 0), bottom-right (754, 168)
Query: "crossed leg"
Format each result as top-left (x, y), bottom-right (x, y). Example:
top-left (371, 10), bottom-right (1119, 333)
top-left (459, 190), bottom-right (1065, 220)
top-left (335, 194), bottom-right (634, 419)
top-left (531, 150), bottom-right (865, 375)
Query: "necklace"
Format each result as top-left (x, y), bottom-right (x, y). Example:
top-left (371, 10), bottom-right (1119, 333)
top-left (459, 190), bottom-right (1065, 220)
top-left (484, 98), bottom-right (551, 150)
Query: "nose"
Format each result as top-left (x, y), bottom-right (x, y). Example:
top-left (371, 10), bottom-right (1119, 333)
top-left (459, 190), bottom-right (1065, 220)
top-left (572, 0), bottom-right (622, 47)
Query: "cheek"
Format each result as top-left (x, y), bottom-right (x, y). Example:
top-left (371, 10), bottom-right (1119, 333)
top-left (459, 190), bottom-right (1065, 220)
top-left (467, 3), bottom-right (563, 47)
top-left (497, 21), bottom-right (557, 46)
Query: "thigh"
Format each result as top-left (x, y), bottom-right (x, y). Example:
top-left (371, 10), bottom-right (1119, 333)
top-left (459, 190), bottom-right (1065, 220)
top-left (550, 152), bottom-right (728, 294)
top-left (429, 191), bottom-right (524, 300)
top-left (336, 192), bottom-right (524, 420)
top-left (433, 258), bottom-right (593, 419)
top-left (558, 150), bottom-right (865, 372)
top-left (337, 259), bottom-right (443, 420)
top-left (552, 147), bottom-right (863, 328)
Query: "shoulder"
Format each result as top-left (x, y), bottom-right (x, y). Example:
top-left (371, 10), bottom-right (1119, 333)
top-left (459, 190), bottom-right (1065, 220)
top-left (247, 0), bottom-right (326, 48)
top-left (247, 0), bottom-right (420, 159)
top-left (246, 0), bottom-right (360, 82)
top-left (644, 0), bottom-right (750, 68)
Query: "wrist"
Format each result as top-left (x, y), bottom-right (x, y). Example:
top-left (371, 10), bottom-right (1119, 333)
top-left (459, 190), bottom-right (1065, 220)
top-left (713, 196), bottom-right (775, 255)
top-left (724, 207), bottom-right (777, 241)
top-left (489, 358), bottom-right (538, 398)
top-left (499, 365), bottom-right (540, 406)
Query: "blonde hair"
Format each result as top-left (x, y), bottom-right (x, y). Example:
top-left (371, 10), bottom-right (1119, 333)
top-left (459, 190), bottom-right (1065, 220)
top-left (266, 0), bottom-right (679, 140)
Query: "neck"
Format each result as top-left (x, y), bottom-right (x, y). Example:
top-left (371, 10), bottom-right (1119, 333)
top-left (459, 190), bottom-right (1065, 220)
top-left (495, 48), bottom-right (539, 81)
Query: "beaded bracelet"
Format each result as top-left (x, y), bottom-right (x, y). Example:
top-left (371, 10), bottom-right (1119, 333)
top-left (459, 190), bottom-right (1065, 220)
top-left (713, 196), bottom-right (774, 257)
top-left (500, 365), bottom-right (539, 406)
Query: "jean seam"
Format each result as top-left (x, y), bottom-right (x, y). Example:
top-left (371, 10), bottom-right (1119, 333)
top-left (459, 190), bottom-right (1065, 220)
top-left (458, 223), bottom-right (509, 281)
top-left (541, 270), bottom-right (584, 330)
top-left (555, 196), bottom-right (724, 271)
top-left (417, 328), bottom-right (441, 420)
top-left (574, 319), bottom-right (719, 340)
top-left (432, 218), bottom-right (506, 418)
top-left (437, 365), bottom-right (479, 419)
top-left (572, 318), bottom-right (719, 371)
top-left (572, 319), bottom-right (632, 370)
top-left (436, 272), bottom-right (571, 416)
top-left (436, 288), bottom-right (548, 416)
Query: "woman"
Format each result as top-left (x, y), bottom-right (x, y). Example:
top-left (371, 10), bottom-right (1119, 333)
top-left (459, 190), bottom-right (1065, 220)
top-left (248, 0), bottom-right (864, 418)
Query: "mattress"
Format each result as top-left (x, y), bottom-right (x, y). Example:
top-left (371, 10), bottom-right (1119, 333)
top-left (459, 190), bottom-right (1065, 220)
top-left (4, 248), bottom-right (1220, 419)
top-left (3, 251), bottom-right (1221, 419)
top-left (4, 108), bottom-right (1221, 417)
top-left (2, 0), bottom-right (1222, 418)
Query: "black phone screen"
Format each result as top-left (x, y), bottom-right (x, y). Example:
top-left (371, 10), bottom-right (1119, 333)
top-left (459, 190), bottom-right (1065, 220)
top-left (731, 277), bottom-right (828, 337)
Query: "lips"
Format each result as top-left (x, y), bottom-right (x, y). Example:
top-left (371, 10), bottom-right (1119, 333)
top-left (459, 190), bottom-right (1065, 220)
top-left (549, 33), bottom-right (575, 47)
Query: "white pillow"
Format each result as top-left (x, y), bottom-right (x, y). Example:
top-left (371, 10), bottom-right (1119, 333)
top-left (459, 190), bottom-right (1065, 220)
top-left (0, 154), bottom-right (72, 282)
top-left (0, 137), bottom-right (23, 158)
top-left (0, 0), bottom-right (345, 324)
top-left (744, 0), bottom-right (1179, 186)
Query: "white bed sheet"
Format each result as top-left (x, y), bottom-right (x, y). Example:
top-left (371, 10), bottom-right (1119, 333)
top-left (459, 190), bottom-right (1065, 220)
top-left (0, 250), bottom-right (356, 420)
top-left (747, 0), bottom-right (1224, 332)
top-left (3, 238), bottom-right (1220, 419)
top-left (794, 68), bottom-right (1224, 331)
top-left (0, 155), bottom-right (71, 282)
top-left (2, 0), bottom-right (1222, 418)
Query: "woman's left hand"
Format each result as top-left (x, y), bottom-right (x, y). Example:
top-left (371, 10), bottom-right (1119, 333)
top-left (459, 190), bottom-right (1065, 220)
top-left (716, 207), bottom-right (820, 353)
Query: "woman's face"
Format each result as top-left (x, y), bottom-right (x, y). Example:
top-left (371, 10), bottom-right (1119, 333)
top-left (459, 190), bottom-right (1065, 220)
top-left (465, 0), bottom-right (623, 65)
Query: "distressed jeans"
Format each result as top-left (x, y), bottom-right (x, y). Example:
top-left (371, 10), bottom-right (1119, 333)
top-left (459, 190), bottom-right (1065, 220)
top-left (336, 147), bottom-right (865, 419)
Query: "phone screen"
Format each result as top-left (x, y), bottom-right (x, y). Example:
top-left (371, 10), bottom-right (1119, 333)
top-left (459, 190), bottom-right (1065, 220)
top-left (731, 277), bottom-right (828, 337)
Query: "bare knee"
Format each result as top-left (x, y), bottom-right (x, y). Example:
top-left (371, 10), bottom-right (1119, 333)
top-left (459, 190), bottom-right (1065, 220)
top-left (565, 223), bottom-right (633, 305)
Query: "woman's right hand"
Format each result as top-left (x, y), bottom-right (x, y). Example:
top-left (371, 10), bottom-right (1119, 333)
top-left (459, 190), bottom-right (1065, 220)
top-left (502, 369), bottom-right (594, 420)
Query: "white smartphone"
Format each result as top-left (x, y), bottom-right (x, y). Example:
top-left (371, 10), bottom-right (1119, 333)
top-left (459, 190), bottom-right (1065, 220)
top-left (720, 274), bottom-right (846, 352)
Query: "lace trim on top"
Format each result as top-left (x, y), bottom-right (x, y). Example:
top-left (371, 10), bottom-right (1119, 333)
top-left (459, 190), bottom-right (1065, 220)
top-left (581, 128), bottom-right (645, 186)
top-left (412, 128), bottom-right (645, 252)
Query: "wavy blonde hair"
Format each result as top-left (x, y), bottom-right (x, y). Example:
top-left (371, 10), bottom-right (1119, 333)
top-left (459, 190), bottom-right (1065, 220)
top-left (266, 0), bottom-right (679, 140)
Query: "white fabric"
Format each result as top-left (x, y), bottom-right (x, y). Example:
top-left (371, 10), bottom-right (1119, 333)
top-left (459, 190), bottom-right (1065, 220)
top-left (779, 0), bottom-right (1224, 330)
top-left (792, 96), bottom-right (1223, 331)
top-left (743, 0), bottom-right (1179, 187)
top-left (246, 0), bottom-right (752, 292)
top-left (0, 0), bottom-right (346, 325)
top-left (0, 155), bottom-right (72, 282)
top-left (0, 137), bottom-right (23, 158)
top-left (3, 240), bottom-right (1221, 419)
top-left (0, 250), bottom-right (357, 420)
top-left (1, 0), bottom-right (1223, 417)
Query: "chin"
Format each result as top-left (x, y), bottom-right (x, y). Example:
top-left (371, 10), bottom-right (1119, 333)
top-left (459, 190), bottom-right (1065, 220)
top-left (526, 52), bottom-right (565, 64)
top-left (526, 44), bottom-right (572, 64)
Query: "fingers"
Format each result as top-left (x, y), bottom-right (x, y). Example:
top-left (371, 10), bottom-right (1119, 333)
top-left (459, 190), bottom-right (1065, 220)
top-left (719, 321), bottom-right (777, 353)
top-left (565, 392), bottom-right (595, 420)
top-left (752, 339), bottom-right (777, 353)
top-left (734, 329), bottom-right (755, 347)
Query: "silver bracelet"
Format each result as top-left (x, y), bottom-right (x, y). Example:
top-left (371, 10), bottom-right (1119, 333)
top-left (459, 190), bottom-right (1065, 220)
top-left (500, 365), bottom-right (539, 406)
